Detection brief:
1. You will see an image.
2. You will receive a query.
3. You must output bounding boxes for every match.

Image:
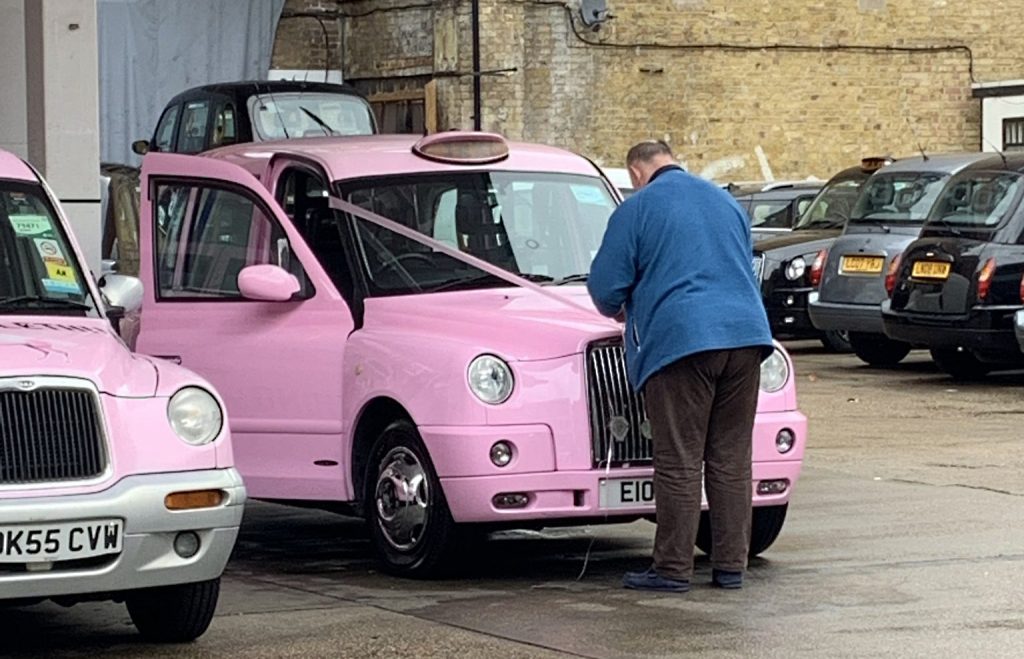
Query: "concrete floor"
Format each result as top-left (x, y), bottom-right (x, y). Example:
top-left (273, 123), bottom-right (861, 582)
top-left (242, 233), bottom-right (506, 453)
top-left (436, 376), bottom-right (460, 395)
top-left (4, 343), bottom-right (1024, 658)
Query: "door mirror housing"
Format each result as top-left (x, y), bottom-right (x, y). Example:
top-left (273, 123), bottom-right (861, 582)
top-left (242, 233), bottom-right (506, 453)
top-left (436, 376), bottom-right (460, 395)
top-left (99, 274), bottom-right (144, 315)
top-left (132, 139), bottom-right (150, 155)
top-left (238, 264), bottom-right (301, 302)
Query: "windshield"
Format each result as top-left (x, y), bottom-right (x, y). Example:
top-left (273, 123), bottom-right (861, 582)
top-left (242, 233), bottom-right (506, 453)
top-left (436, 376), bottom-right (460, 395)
top-left (0, 182), bottom-right (95, 314)
top-left (926, 171), bottom-right (1023, 228)
top-left (794, 178), bottom-right (866, 229)
top-left (850, 172), bottom-right (948, 223)
top-left (249, 92), bottom-right (376, 140)
top-left (334, 171), bottom-right (616, 295)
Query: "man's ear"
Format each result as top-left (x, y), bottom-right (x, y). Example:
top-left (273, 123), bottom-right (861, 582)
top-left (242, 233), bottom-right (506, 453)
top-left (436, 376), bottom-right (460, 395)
top-left (627, 164), bottom-right (643, 189)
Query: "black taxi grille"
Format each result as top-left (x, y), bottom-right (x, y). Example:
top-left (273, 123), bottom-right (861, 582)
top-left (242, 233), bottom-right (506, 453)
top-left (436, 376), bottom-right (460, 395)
top-left (586, 340), bottom-right (653, 467)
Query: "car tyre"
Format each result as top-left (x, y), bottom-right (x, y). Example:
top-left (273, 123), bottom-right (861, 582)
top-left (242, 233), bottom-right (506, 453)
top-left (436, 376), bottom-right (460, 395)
top-left (695, 504), bottom-right (788, 558)
top-left (820, 329), bottom-right (852, 353)
top-left (365, 420), bottom-right (459, 578)
top-left (848, 332), bottom-right (912, 367)
top-left (930, 348), bottom-right (991, 381)
top-left (125, 578), bottom-right (220, 643)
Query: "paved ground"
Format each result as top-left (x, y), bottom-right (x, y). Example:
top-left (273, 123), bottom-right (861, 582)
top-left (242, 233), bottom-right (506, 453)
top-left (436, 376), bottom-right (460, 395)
top-left (5, 342), bottom-right (1024, 658)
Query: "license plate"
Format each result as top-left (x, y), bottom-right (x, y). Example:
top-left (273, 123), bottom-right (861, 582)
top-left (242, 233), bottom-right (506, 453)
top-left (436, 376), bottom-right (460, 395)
top-left (840, 255), bottom-right (885, 274)
top-left (911, 261), bottom-right (951, 280)
top-left (599, 477), bottom-right (707, 509)
top-left (0, 519), bottom-right (123, 563)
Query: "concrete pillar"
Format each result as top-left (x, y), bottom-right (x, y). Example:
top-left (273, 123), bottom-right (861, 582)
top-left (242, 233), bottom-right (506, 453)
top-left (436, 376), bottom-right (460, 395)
top-left (24, 0), bottom-right (102, 273)
top-left (0, 0), bottom-right (28, 158)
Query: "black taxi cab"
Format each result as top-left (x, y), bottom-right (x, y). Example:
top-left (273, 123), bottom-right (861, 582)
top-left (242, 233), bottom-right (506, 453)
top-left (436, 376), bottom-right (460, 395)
top-left (882, 155), bottom-right (1024, 378)
top-left (753, 157), bottom-right (889, 350)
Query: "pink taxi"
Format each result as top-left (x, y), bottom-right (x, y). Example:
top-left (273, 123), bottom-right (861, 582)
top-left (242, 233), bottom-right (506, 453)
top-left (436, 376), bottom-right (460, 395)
top-left (0, 150), bottom-right (244, 641)
top-left (133, 132), bottom-right (807, 576)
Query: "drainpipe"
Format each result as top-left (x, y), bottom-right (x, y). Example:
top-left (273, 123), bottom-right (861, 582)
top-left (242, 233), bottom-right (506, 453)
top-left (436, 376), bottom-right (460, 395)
top-left (471, 0), bottom-right (482, 131)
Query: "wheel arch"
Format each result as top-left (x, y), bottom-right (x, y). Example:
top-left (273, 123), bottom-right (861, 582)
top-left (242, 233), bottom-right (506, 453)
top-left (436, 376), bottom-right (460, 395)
top-left (350, 396), bottom-right (415, 513)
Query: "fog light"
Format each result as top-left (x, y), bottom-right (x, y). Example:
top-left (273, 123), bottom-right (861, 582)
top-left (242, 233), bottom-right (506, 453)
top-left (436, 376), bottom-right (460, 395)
top-left (757, 479), bottom-right (789, 495)
top-left (776, 428), bottom-right (796, 454)
top-left (173, 531), bottom-right (201, 559)
top-left (165, 489), bottom-right (224, 510)
top-left (490, 441), bottom-right (513, 467)
top-left (493, 493), bottom-right (529, 509)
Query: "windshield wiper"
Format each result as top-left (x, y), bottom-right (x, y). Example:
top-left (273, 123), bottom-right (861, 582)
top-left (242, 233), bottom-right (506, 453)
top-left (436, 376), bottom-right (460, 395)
top-left (429, 272), bottom-right (553, 292)
top-left (551, 273), bottom-right (589, 285)
top-left (927, 217), bottom-right (963, 237)
top-left (299, 106), bottom-right (336, 136)
top-left (0, 296), bottom-right (92, 310)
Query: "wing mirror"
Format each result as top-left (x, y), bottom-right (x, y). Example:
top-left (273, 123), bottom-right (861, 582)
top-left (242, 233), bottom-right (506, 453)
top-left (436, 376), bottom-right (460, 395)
top-left (99, 274), bottom-right (144, 315)
top-left (131, 140), bottom-right (150, 155)
top-left (238, 264), bottom-right (300, 302)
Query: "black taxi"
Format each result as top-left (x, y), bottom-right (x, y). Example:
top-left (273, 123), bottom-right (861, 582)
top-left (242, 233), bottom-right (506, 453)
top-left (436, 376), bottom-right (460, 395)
top-left (882, 155), bottom-right (1024, 378)
top-left (753, 158), bottom-right (889, 350)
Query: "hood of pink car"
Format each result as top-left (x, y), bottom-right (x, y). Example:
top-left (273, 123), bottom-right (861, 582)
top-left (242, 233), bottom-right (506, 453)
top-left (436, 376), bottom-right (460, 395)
top-left (0, 317), bottom-right (157, 396)
top-left (365, 285), bottom-right (621, 361)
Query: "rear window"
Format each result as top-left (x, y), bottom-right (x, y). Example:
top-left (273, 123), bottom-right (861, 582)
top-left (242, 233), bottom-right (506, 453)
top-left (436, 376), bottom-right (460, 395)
top-left (850, 172), bottom-right (947, 223)
top-left (926, 171), bottom-right (1023, 228)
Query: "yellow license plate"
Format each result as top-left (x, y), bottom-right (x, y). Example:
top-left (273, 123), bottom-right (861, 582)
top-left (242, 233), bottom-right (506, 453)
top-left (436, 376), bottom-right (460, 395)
top-left (840, 255), bottom-right (885, 274)
top-left (911, 261), bottom-right (951, 280)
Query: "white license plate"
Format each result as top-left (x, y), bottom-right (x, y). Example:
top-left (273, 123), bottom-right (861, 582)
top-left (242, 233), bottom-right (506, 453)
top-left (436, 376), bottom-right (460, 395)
top-left (599, 477), bottom-right (707, 509)
top-left (0, 519), bottom-right (123, 563)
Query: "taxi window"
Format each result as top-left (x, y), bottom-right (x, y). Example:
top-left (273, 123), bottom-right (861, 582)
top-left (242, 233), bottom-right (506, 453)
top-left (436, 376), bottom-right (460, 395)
top-left (153, 104), bottom-right (181, 152)
top-left (928, 172), bottom-right (1024, 228)
top-left (177, 100), bottom-right (211, 154)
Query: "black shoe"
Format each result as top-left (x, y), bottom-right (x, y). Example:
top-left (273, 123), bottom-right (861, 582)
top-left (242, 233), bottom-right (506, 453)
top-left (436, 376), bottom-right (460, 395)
top-left (623, 566), bottom-right (690, 593)
top-left (712, 569), bottom-right (743, 589)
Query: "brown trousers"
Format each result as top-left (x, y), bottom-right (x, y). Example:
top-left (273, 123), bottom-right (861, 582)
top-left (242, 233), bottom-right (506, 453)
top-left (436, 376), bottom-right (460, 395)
top-left (643, 347), bottom-right (762, 581)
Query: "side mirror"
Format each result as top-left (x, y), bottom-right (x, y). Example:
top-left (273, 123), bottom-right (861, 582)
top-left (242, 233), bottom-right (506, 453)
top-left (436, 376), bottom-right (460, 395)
top-left (238, 264), bottom-right (300, 302)
top-left (99, 274), bottom-right (144, 315)
top-left (132, 140), bottom-right (150, 155)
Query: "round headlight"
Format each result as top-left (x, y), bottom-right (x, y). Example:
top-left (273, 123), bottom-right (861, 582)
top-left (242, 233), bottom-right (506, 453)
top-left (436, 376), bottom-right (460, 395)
top-left (785, 256), bottom-right (807, 281)
top-left (468, 355), bottom-right (514, 405)
top-left (168, 387), bottom-right (224, 445)
top-left (760, 349), bottom-right (790, 393)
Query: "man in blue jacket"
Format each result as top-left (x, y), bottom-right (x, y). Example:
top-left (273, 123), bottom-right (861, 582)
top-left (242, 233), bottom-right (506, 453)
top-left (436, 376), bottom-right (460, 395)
top-left (589, 140), bottom-right (773, 592)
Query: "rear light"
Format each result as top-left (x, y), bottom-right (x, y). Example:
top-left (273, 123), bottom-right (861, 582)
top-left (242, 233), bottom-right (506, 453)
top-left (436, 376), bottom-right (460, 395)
top-left (809, 249), bottom-right (828, 287)
top-left (1019, 272), bottom-right (1024, 304)
top-left (977, 258), bottom-right (997, 301)
top-left (885, 254), bottom-right (903, 297)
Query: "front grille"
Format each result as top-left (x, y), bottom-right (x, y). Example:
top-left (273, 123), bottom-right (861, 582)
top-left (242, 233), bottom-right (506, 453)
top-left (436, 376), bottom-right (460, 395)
top-left (586, 340), bottom-right (652, 467)
top-left (752, 254), bottom-right (765, 282)
top-left (0, 386), bottom-right (107, 485)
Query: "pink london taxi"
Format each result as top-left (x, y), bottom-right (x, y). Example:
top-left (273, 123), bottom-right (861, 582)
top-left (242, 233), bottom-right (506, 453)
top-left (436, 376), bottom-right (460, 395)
top-left (0, 150), bottom-right (244, 642)
top-left (133, 131), bottom-right (807, 576)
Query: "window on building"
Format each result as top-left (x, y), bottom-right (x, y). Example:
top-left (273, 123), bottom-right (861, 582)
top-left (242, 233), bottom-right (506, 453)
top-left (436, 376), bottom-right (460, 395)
top-left (1003, 117), bottom-right (1024, 151)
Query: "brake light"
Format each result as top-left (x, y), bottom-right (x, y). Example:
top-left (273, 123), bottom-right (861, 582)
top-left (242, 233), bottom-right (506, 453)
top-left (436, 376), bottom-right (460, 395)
top-left (1019, 272), bottom-right (1024, 304)
top-left (885, 254), bottom-right (903, 297)
top-left (809, 249), bottom-right (827, 287)
top-left (977, 258), bottom-right (997, 301)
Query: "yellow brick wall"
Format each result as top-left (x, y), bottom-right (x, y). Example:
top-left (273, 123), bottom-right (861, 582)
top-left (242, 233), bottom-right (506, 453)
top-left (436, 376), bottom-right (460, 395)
top-left (273, 0), bottom-right (1024, 181)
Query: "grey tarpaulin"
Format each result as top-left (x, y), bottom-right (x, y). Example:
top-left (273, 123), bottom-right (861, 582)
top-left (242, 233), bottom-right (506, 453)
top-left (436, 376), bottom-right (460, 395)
top-left (97, 0), bottom-right (285, 166)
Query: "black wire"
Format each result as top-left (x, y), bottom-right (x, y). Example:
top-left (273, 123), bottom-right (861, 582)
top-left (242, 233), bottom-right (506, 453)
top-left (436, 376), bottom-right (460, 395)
top-left (281, 2), bottom-right (434, 20)
top-left (313, 16), bottom-right (330, 82)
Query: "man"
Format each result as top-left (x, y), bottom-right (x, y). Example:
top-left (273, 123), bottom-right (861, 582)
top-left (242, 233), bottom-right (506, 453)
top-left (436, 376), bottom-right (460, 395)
top-left (588, 140), bottom-right (773, 592)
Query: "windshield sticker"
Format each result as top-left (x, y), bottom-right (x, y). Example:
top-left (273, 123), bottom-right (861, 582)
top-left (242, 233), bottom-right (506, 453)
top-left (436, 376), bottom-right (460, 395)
top-left (570, 185), bottom-right (610, 205)
top-left (33, 238), bottom-right (81, 294)
top-left (7, 213), bottom-right (54, 237)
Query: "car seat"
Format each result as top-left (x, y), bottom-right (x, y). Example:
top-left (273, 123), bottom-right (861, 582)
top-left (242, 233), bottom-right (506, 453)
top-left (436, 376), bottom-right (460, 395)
top-left (455, 190), bottom-right (516, 271)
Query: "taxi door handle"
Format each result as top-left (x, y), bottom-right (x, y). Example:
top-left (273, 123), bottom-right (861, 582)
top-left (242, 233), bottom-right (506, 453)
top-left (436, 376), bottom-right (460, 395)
top-left (153, 354), bottom-right (183, 365)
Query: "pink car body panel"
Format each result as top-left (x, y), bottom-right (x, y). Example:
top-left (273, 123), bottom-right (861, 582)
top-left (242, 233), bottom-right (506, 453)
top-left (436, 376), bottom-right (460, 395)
top-left (134, 136), bottom-right (807, 525)
top-left (0, 151), bottom-right (243, 601)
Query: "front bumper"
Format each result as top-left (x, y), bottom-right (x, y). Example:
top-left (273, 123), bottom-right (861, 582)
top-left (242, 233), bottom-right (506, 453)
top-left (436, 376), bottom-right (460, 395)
top-left (766, 288), bottom-right (819, 338)
top-left (1015, 310), bottom-right (1024, 353)
top-left (809, 299), bottom-right (884, 334)
top-left (0, 469), bottom-right (245, 601)
top-left (882, 306), bottom-right (1024, 359)
top-left (440, 411), bottom-right (807, 524)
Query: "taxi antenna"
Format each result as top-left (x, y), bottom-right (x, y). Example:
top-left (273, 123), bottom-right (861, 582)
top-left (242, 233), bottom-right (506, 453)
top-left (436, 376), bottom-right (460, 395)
top-left (983, 136), bottom-right (1009, 167)
top-left (903, 115), bottom-right (928, 161)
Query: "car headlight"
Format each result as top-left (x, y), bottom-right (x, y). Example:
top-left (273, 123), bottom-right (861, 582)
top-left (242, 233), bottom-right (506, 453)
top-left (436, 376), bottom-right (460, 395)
top-left (167, 387), bottom-right (224, 445)
top-left (467, 355), bottom-right (514, 404)
top-left (785, 256), bottom-right (806, 281)
top-left (760, 349), bottom-right (790, 393)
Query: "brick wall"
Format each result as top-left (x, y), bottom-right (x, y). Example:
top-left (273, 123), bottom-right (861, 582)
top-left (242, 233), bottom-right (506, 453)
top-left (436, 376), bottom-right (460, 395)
top-left (272, 0), bottom-right (1024, 181)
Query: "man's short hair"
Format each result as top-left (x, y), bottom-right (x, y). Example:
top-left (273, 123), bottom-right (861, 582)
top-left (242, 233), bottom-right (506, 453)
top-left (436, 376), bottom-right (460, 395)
top-left (626, 140), bottom-right (674, 166)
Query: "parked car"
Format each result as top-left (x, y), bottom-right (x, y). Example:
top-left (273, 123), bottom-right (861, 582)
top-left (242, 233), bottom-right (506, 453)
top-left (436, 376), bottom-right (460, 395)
top-left (601, 166), bottom-right (634, 198)
top-left (810, 153), bottom-right (1005, 366)
top-left (725, 181), bottom-right (823, 242)
top-left (753, 158), bottom-right (890, 350)
top-left (132, 132), bottom-right (807, 576)
top-left (132, 80), bottom-right (378, 156)
top-left (0, 149), bottom-right (244, 641)
top-left (882, 157), bottom-right (1024, 378)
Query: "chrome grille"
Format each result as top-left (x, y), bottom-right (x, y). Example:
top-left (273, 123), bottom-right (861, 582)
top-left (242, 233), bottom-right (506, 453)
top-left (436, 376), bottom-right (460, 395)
top-left (586, 340), bottom-right (652, 467)
top-left (752, 254), bottom-right (765, 282)
top-left (0, 385), bottom-right (107, 485)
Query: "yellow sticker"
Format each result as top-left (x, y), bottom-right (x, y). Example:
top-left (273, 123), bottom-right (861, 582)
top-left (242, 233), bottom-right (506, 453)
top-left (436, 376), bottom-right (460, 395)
top-left (45, 261), bottom-right (76, 283)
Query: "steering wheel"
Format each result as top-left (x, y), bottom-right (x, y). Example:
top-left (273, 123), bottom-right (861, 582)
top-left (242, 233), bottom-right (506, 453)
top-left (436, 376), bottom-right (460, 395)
top-left (372, 252), bottom-right (435, 277)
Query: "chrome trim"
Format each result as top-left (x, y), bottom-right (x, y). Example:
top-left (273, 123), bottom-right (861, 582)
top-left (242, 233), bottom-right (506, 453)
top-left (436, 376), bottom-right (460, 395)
top-left (0, 376), bottom-right (113, 492)
top-left (585, 340), bottom-right (652, 468)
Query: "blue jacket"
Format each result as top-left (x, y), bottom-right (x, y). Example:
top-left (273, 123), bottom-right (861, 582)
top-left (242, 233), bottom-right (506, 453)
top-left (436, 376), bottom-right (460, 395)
top-left (588, 166), bottom-right (773, 390)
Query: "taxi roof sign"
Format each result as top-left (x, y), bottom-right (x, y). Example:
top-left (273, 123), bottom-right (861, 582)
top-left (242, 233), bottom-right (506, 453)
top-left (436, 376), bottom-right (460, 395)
top-left (860, 156), bottom-right (892, 172)
top-left (412, 131), bottom-right (510, 165)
